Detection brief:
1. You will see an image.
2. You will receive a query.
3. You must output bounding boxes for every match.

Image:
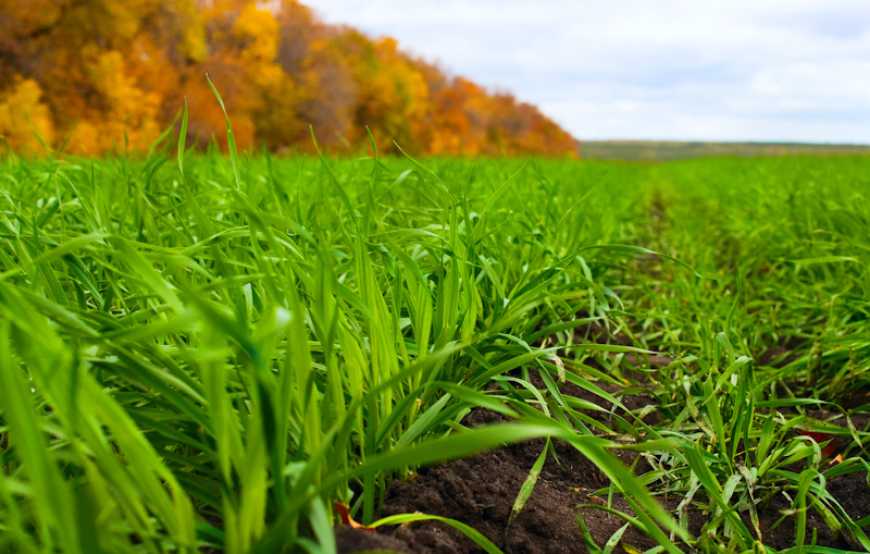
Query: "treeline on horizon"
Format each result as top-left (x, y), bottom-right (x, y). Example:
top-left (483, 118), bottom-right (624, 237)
top-left (0, 0), bottom-right (578, 157)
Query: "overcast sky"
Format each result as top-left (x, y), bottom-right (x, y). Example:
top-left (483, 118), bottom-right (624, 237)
top-left (311, 1), bottom-right (870, 143)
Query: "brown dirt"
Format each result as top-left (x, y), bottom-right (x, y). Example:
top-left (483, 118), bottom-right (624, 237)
top-left (336, 526), bottom-right (410, 553)
top-left (337, 433), bottom-right (869, 553)
top-left (337, 320), bottom-right (869, 553)
top-left (337, 393), bottom-right (870, 554)
top-left (754, 471), bottom-right (870, 551)
top-left (337, 411), bottom-right (662, 553)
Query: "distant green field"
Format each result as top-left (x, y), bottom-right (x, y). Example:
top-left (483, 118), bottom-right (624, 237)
top-left (581, 140), bottom-right (870, 160)
top-left (0, 153), bottom-right (867, 553)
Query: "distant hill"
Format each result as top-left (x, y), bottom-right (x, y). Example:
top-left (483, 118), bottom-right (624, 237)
top-left (580, 140), bottom-right (870, 161)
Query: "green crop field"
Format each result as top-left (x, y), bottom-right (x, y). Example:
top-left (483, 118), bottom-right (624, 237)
top-left (0, 149), bottom-right (868, 553)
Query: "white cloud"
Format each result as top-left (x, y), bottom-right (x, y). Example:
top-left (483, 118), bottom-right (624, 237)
top-left (309, 1), bottom-right (870, 142)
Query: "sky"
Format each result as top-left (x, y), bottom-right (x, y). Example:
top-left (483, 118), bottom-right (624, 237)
top-left (310, 1), bottom-right (870, 143)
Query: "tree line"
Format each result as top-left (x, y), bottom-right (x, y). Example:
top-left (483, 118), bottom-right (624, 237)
top-left (0, 0), bottom-right (578, 156)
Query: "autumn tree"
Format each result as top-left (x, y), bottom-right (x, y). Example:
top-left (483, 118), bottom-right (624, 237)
top-left (0, 0), bottom-right (578, 157)
top-left (0, 78), bottom-right (54, 153)
top-left (0, 0), bottom-right (206, 153)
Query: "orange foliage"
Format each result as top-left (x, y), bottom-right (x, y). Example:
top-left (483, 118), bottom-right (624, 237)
top-left (0, 0), bottom-right (578, 157)
top-left (0, 78), bottom-right (54, 153)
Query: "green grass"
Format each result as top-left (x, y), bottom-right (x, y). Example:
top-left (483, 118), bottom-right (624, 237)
top-left (0, 147), bottom-right (867, 553)
top-left (581, 140), bottom-right (870, 160)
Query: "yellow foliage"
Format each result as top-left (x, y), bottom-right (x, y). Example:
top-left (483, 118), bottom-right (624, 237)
top-left (0, 0), bottom-right (66, 36)
top-left (66, 121), bottom-right (101, 156)
top-left (234, 4), bottom-right (279, 62)
top-left (0, 0), bottom-right (577, 157)
top-left (68, 50), bottom-right (162, 153)
top-left (0, 79), bottom-right (55, 154)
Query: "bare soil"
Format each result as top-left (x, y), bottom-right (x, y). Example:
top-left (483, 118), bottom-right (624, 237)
top-left (337, 320), bottom-right (868, 553)
top-left (337, 409), bottom-right (662, 553)
top-left (338, 398), bottom-right (869, 553)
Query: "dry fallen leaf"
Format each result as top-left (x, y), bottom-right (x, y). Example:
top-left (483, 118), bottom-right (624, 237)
top-left (334, 502), bottom-right (375, 531)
